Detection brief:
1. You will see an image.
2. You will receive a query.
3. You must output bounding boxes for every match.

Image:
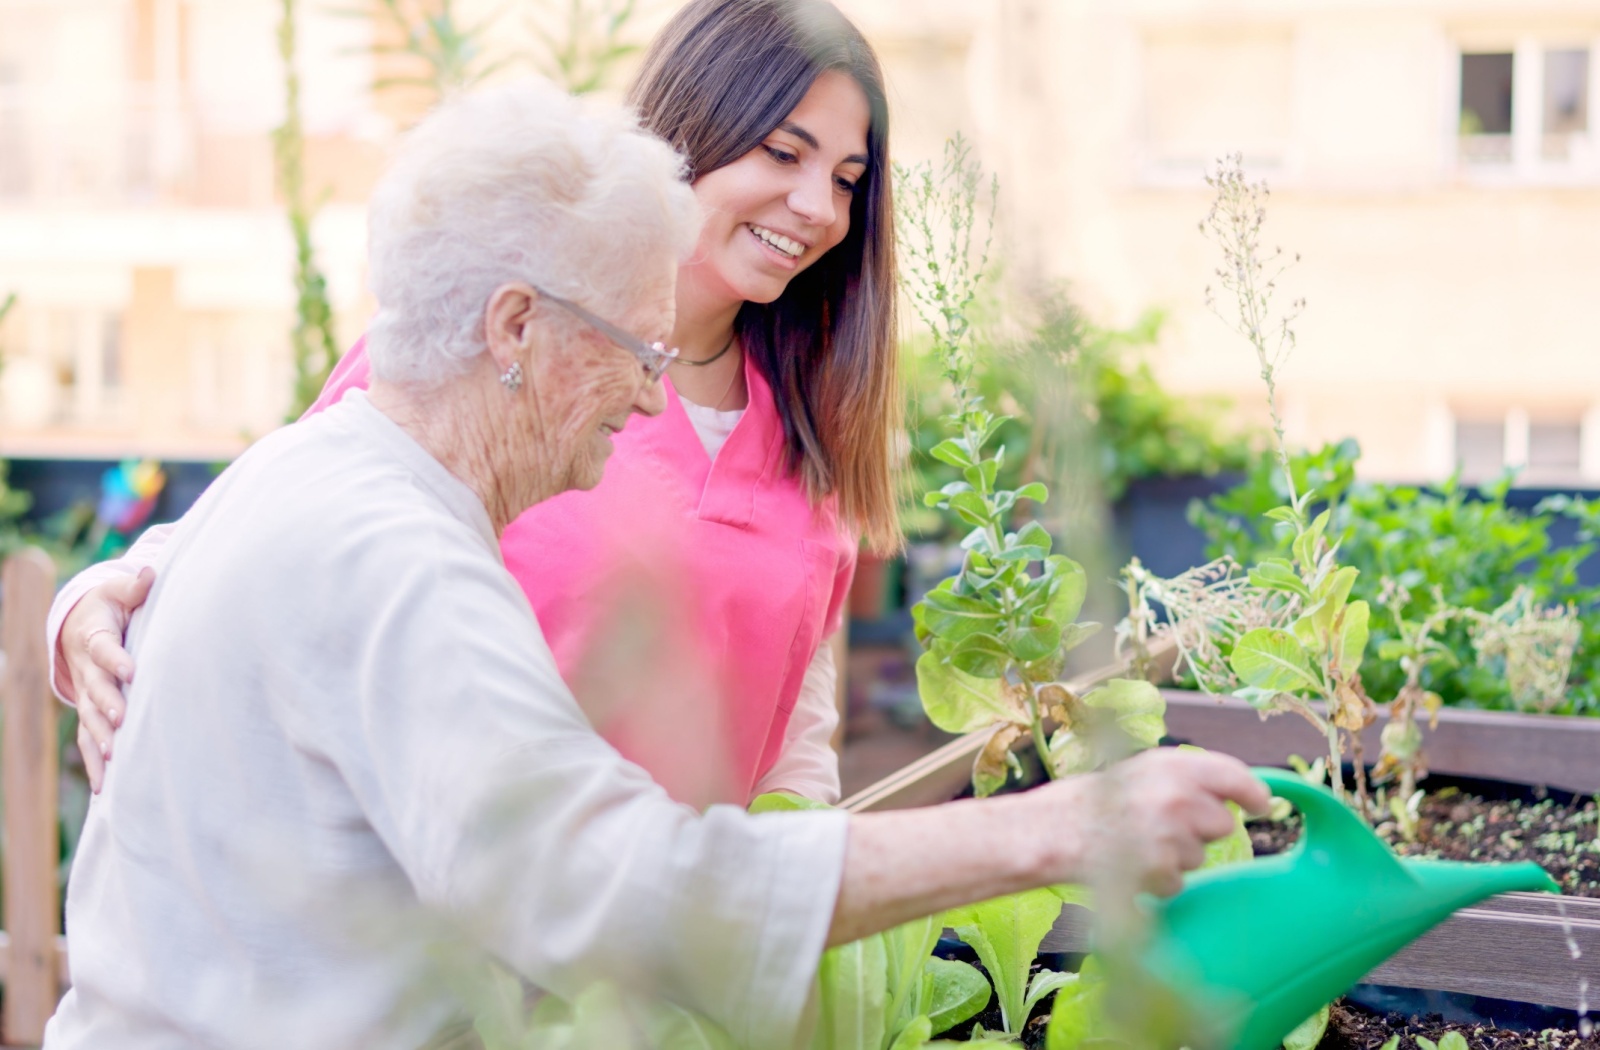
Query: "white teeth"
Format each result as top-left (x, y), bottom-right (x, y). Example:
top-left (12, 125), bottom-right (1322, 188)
top-left (751, 225), bottom-right (803, 258)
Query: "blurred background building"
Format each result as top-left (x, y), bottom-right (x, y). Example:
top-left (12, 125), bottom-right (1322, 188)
top-left (1, 0), bottom-right (1598, 483)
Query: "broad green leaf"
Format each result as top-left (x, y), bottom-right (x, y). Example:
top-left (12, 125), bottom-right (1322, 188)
top-left (1005, 619), bottom-right (1062, 663)
top-left (645, 1000), bottom-right (739, 1050)
top-left (1173, 746), bottom-right (1254, 869)
top-left (1044, 976), bottom-right (1104, 1050)
top-left (565, 983), bottom-right (638, 1049)
top-left (1280, 1004), bottom-right (1329, 1050)
top-left (922, 957), bottom-right (991, 1036)
top-left (1024, 970), bottom-right (1077, 1014)
top-left (1042, 556), bottom-right (1088, 626)
top-left (964, 460), bottom-right (1000, 493)
top-left (946, 889), bottom-right (1064, 1036)
top-left (1263, 506), bottom-right (1299, 525)
top-left (1334, 600), bottom-right (1370, 676)
top-left (911, 601), bottom-right (931, 647)
top-left (1082, 677), bottom-right (1165, 717)
top-left (884, 913), bottom-right (944, 1034)
top-left (948, 491), bottom-right (992, 527)
top-left (813, 935), bottom-right (888, 1050)
top-left (948, 633), bottom-right (1012, 678)
top-left (1079, 678), bottom-right (1168, 752)
top-left (1415, 1037), bottom-right (1438, 1050)
top-left (916, 651), bottom-right (1020, 733)
top-left (1308, 567), bottom-right (1359, 641)
top-left (1377, 1037), bottom-right (1400, 1050)
top-left (1015, 482), bottom-right (1049, 504)
top-left (996, 521), bottom-right (1052, 562)
top-left (1048, 727), bottom-right (1097, 776)
top-left (1048, 883), bottom-right (1094, 909)
top-left (1437, 1032), bottom-right (1469, 1050)
top-left (1233, 685), bottom-right (1285, 710)
top-left (748, 792), bottom-right (833, 814)
top-left (1202, 802), bottom-right (1253, 868)
top-left (1058, 621), bottom-right (1102, 653)
top-left (922, 589), bottom-right (1005, 644)
top-left (1230, 628), bottom-right (1320, 694)
top-left (1249, 558), bottom-right (1310, 599)
top-left (888, 1015), bottom-right (933, 1050)
top-left (930, 439), bottom-right (974, 469)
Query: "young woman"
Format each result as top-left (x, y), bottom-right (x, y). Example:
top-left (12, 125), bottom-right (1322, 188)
top-left (51, 0), bottom-right (900, 808)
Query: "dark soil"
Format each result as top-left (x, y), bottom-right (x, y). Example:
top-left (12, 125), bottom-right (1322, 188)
top-left (1248, 787), bottom-right (1600, 897)
top-left (937, 775), bottom-right (1600, 1045)
top-left (1323, 998), bottom-right (1599, 1050)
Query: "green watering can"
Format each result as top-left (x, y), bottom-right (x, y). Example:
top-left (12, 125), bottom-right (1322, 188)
top-left (1138, 767), bottom-right (1560, 1050)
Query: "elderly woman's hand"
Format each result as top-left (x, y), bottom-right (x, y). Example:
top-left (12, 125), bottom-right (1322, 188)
top-left (827, 747), bottom-right (1269, 946)
top-left (59, 569), bottom-right (154, 792)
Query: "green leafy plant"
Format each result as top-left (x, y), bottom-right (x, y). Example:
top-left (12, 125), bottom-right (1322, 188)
top-left (900, 137), bottom-right (1166, 798)
top-left (751, 793), bottom-right (990, 1049)
top-left (1193, 446), bottom-right (1598, 715)
top-left (351, 0), bottom-right (511, 97)
top-left (944, 889), bottom-right (1075, 1038)
top-left (527, 0), bottom-right (642, 95)
top-left (902, 297), bottom-right (1253, 540)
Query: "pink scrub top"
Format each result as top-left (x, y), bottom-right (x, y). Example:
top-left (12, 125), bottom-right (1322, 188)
top-left (308, 340), bottom-right (857, 807)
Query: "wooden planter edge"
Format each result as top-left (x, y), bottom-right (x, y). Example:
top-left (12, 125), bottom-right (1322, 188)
top-left (843, 648), bottom-right (1600, 1010)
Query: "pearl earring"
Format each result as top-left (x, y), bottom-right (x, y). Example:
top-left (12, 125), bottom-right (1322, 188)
top-left (500, 361), bottom-right (524, 393)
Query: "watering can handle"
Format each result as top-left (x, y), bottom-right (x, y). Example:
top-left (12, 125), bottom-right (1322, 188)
top-left (1251, 767), bottom-right (1403, 870)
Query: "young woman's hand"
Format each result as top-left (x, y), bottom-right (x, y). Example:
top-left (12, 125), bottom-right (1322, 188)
top-left (59, 569), bottom-right (155, 791)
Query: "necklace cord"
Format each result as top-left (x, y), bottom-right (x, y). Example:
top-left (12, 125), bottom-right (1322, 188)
top-left (672, 333), bottom-right (736, 367)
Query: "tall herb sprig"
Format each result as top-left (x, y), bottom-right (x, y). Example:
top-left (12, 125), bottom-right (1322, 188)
top-left (902, 138), bottom-right (1165, 796)
top-left (1122, 156), bottom-right (1376, 811)
top-left (275, 0), bottom-right (341, 419)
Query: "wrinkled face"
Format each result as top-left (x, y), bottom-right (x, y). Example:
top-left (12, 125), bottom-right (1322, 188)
top-left (681, 69), bottom-right (871, 308)
top-left (530, 258), bottom-right (677, 493)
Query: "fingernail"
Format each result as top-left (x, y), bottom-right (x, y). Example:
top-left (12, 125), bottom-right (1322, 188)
top-left (101, 742), bottom-right (111, 759)
top-left (118, 664), bottom-right (134, 680)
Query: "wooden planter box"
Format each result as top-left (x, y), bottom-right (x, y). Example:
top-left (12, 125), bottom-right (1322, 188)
top-left (842, 665), bottom-right (1600, 1011)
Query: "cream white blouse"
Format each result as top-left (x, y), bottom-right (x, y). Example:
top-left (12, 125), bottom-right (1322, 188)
top-left (44, 391), bottom-right (846, 1050)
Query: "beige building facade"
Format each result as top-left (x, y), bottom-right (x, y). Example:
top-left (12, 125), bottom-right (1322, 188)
top-left (2, 0), bottom-right (1598, 486)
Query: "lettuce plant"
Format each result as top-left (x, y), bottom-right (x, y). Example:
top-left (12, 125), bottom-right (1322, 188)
top-left (898, 138), bottom-right (1166, 797)
top-left (751, 793), bottom-right (990, 1049)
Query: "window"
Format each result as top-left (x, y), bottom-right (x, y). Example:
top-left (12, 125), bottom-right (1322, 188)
top-left (1454, 418), bottom-right (1506, 483)
top-left (1453, 411), bottom-right (1587, 486)
top-left (1543, 49), bottom-right (1590, 161)
top-left (1525, 421), bottom-right (1583, 485)
top-left (1459, 52), bottom-right (1514, 161)
top-left (1457, 42), bottom-right (1597, 176)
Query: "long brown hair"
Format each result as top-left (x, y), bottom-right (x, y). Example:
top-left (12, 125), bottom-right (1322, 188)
top-left (628, 0), bottom-right (901, 553)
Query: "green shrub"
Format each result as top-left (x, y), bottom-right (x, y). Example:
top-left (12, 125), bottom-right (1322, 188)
top-left (1190, 442), bottom-right (1600, 714)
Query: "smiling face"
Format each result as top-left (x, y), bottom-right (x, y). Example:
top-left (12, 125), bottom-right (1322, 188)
top-left (679, 69), bottom-right (871, 310)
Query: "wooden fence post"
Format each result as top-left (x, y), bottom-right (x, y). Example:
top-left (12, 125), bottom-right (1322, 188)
top-left (2, 547), bottom-right (60, 1045)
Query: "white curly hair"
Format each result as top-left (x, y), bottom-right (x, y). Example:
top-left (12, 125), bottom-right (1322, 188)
top-left (364, 78), bottom-right (701, 385)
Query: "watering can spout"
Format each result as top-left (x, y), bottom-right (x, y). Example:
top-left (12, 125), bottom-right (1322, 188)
top-left (1407, 857), bottom-right (1559, 913)
top-left (1140, 768), bottom-right (1560, 1050)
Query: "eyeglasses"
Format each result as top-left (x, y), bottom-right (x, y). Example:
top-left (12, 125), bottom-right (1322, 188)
top-left (533, 285), bottom-right (679, 382)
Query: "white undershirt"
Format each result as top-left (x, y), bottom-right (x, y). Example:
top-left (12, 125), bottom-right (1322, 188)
top-left (678, 398), bottom-right (745, 460)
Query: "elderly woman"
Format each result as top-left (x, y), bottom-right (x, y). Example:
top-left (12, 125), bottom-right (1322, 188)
top-left (43, 81), bottom-right (1265, 1050)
